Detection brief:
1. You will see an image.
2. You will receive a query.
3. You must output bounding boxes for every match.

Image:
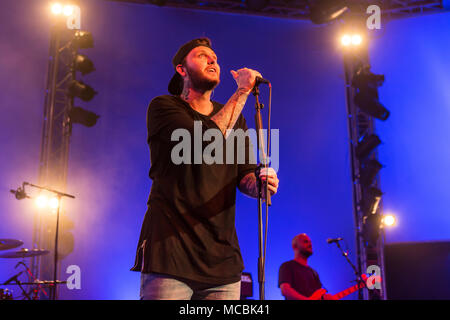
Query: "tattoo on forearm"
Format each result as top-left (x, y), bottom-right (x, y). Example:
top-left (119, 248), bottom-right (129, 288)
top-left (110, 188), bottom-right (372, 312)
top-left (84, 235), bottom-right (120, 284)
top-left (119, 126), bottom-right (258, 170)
top-left (211, 88), bottom-right (250, 136)
top-left (239, 172), bottom-right (258, 198)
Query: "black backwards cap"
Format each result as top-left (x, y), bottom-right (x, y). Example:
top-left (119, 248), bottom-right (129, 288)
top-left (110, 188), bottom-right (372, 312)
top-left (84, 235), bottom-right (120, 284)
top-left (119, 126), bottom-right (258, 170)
top-left (168, 37), bottom-right (213, 95)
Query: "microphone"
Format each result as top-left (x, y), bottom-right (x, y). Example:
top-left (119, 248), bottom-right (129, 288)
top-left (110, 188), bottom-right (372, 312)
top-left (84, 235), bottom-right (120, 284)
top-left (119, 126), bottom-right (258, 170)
top-left (327, 237), bottom-right (343, 244)
top-left (255, 76), bottom-right (271, 86)
top-left (3, 271), bottom-right (23, 285)
top-left (10, 187), bottom-right (28, 200)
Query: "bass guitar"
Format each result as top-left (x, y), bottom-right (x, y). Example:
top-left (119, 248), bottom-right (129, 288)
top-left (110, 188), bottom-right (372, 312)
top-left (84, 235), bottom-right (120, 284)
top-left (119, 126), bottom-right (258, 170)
top-left (309, 274), bottom-right (377, 300)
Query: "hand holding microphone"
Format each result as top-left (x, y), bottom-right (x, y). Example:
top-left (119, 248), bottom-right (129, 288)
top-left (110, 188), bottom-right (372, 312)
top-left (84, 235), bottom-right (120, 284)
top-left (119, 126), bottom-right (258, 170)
top-left (230, 68), bottom-right (268, 93)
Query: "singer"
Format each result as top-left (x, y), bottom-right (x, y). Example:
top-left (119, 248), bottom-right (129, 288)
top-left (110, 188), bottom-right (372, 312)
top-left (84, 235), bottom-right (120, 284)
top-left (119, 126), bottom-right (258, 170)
top-left (131, 37), bottom-right (279, 300)
top-left (278, 234), bottom-right (336, 300)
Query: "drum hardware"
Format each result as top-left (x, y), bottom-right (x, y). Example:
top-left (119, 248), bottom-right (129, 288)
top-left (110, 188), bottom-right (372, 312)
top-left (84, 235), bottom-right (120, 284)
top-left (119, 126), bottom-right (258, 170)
top-left (0, 239), bottom-right (24, 251)
top-left (16, 261), bottom-right (50, 299)
top-left (0, 288), bottom-right (13, 300)
top-left (0, 248), bottom-right (50, 259)
top-left (8, 181), bottom-right (76, 300)
top-left (2, 270), bottom-right (31, 300)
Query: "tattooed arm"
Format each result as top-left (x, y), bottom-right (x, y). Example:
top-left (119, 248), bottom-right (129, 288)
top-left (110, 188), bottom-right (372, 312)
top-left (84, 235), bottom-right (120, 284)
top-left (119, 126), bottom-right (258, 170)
top-left (211, 68), bottom-right (261, 137)
top-left (238, 168), bottom-right (279, 199)
top-left (238, 172), bottom-right (259, 198)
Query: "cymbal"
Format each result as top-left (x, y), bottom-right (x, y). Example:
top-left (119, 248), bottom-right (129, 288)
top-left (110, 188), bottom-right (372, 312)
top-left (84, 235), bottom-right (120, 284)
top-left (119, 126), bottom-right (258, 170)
top-left (0, 239), bottom-right (23, 251)
top-left (0, 248), bottom-right (49, 258)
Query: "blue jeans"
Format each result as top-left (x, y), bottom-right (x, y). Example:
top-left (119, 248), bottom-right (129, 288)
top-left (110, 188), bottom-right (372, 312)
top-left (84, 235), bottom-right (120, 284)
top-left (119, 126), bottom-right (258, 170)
top-left (140, 272), bottom-right (241, 300)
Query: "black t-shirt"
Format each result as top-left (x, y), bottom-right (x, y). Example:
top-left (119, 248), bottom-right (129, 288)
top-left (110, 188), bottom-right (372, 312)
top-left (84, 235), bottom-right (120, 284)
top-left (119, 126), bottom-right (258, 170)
top-left (131, 95), bottom-right (257, 285)
top-left (278, 260), bottom-right (323, 299)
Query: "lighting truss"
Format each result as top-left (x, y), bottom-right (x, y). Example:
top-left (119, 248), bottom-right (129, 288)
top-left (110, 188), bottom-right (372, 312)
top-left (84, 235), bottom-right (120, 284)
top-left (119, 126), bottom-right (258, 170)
top-left (106, 0), bottom-right (445, 20)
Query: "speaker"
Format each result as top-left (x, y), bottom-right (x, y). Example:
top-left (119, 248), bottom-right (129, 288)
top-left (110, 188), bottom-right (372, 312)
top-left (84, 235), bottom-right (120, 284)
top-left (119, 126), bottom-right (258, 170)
top-left (384, 241), bottom-right (450, 299)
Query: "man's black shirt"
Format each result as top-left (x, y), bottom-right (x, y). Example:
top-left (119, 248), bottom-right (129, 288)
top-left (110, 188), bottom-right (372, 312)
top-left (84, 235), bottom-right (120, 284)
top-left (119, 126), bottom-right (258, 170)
top-left (132, 95), bottom-right (256, 285)
top-left (278, 260), bottom-right (323, 299)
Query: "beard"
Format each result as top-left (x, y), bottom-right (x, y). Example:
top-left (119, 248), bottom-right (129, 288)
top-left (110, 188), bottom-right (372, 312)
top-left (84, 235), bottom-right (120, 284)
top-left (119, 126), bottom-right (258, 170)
top-left (301, 249), bottom-right (313, 258)
top-left (185, 65), bottom-right (220, 92)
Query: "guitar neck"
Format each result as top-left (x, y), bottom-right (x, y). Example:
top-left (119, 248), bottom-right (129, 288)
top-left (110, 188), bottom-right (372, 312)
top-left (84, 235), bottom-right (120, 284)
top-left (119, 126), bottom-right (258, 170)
top-left (332, 281), bottom-right (366, 300)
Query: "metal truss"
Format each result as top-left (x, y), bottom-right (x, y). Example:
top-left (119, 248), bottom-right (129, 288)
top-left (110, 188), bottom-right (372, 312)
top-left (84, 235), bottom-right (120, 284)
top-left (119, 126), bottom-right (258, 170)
top-left (107, 0), bottom-right (445, 20)
top-left (31, 25), bottom-right (78, 300)
top-left (343, 47), bottom-right (386, 300)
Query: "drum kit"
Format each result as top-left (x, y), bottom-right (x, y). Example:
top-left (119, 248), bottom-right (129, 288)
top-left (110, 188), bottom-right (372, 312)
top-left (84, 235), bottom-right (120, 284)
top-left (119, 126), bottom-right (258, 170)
top-left (0, 238), bottom-right (50, 300)
top-left (4, 182), bottom-right (75, 300)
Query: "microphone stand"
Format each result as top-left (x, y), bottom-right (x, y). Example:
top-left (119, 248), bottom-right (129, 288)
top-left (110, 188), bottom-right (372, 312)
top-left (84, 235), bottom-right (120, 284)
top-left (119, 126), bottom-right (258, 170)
top-left (332, 240), bottom-right (365, 295)
top-left (23, 182), bottom-right (75, 300)
top-left (252, 84), bottom-right (271, 300)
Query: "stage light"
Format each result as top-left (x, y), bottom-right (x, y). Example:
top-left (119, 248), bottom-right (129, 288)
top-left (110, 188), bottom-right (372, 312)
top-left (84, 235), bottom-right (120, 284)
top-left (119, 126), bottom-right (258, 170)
top-left (51, 3), bottom-right (63, 15)
top-left (351, 34), bottom-right (362, 45)
top-left (363, 213), bottom-right (382, 246)
top-left (356, 134), bottom-right (382, 160)
top-left (354, 90), bottom-right (389, 120)
top-left (362, 186), bottom-right (383, 216)
top-left (63, 5), bottom-right (74, 16)
top-left (74, 54), bottom-right (95, 75)
top-left (310, 0), bottom-right (348, 24)
top-left (382, 214), bottom-right (396, 227)
top-left (69, 29), bottom-right (98, 128)
top-left (341, 34), bottom-right (351, 46)
top-left (360, 159), bottom-right (383, 186)
top-left (49, 197), bottom-right (60, 209)
top-left (68, 80), bottom-right (97, 101)
top-left (35, 195), bottom-right (48, 209)
top-left (74, 31), bottom-right (94, 49)
top-left (352, 66), bottom-right (390, 121)
top-left (353, 67), bottom-right (385, 88)
top-left (68, 107), bottom-right (100, 127)
top-left (340, 33), bottom-right (363, 47)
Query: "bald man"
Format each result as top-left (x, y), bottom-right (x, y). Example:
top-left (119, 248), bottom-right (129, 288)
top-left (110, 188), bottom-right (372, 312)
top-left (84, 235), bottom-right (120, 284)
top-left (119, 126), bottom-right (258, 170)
top-left (278, 234), bottom-right (335, 300)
